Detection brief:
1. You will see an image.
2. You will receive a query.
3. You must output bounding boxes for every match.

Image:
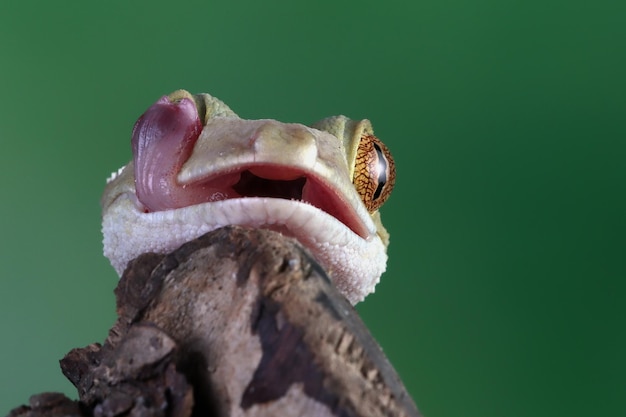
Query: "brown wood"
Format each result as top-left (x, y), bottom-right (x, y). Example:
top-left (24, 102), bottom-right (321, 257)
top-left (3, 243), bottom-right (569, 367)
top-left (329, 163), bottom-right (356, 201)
top-left (8, 226), bottom-right (420, 417)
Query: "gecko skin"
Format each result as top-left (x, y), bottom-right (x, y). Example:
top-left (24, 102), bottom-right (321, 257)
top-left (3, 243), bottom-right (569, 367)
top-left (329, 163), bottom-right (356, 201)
top-left (101, 90), bottom-right (395, 304)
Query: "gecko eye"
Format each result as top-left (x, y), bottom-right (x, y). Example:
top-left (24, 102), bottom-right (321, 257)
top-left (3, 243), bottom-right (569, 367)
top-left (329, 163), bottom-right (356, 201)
top-left (352, 134), bottom-right (396, 212)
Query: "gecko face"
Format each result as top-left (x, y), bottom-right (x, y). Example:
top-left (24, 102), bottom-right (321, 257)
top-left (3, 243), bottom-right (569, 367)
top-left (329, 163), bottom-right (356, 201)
top-left (101, 90), bottom-right (395, 304)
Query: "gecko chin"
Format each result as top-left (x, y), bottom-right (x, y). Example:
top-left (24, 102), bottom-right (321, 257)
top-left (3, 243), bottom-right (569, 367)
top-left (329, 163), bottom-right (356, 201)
top-left (102, 193), bottom-right (386, 304)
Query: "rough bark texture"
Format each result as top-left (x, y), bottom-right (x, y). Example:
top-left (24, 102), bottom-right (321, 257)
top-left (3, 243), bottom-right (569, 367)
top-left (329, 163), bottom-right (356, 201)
top-left (7, 226), bottom-right (420, 417)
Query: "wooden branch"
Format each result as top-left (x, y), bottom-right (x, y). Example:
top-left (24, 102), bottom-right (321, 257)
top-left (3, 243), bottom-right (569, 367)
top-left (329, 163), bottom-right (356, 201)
top-left (7, 226), bottom-right (420, 417)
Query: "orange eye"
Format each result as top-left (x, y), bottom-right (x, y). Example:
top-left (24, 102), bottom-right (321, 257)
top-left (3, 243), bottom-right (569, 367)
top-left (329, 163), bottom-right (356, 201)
top-left (353, 134), bottom-right (396, 211)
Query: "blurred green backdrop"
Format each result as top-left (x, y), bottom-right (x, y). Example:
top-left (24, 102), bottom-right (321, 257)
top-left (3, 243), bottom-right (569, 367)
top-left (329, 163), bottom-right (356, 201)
top-left (1, 1), bottom-right (624, 416)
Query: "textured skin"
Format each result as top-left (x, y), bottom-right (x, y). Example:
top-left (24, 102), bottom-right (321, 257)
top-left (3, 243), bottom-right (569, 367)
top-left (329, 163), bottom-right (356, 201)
top-left (101, 91), bottom-right (391, 304)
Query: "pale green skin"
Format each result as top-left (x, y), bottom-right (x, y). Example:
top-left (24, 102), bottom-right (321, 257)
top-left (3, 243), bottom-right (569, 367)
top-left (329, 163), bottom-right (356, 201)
top-left (101, 90), bottom-right (389, 304)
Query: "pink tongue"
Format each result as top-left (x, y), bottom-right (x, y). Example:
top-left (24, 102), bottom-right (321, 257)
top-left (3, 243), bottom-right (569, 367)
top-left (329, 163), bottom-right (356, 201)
top-left (132, 96), bottom-right (203, 211)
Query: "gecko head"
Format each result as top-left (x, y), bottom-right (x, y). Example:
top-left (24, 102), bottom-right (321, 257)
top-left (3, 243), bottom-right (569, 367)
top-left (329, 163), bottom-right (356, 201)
top-left (102, 90), bottom-right (395, 304)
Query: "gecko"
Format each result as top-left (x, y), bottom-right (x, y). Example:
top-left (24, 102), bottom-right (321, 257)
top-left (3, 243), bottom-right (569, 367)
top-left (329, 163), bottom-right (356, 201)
top-left (101, 90), bottom-right (395, 304)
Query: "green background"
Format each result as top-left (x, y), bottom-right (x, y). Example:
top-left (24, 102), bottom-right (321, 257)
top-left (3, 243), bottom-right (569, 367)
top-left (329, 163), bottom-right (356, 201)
top-left (1, 1), bottom-right (624, 416)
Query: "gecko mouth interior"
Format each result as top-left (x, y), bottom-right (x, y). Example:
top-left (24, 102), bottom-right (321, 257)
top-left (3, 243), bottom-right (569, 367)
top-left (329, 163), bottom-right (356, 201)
top-left (232, 170), bottom-right (306, 200)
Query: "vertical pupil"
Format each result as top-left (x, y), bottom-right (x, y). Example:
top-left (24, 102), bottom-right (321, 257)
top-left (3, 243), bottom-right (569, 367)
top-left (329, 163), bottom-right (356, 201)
top-left (372, 143), bottom-right (387, 200)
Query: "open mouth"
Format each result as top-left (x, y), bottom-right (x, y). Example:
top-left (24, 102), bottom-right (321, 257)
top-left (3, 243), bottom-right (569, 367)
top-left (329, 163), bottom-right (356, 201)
top-left (233, 169), bottom-right (306, 200)
top-left (130, 94), bottom-right (369, 239)
top-left (165, 164), bottom-right (370, 239)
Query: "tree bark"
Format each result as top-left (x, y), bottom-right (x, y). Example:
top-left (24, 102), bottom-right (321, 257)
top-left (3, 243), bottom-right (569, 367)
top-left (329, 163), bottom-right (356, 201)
top-left (8, 226), bottom-right (420, 417)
